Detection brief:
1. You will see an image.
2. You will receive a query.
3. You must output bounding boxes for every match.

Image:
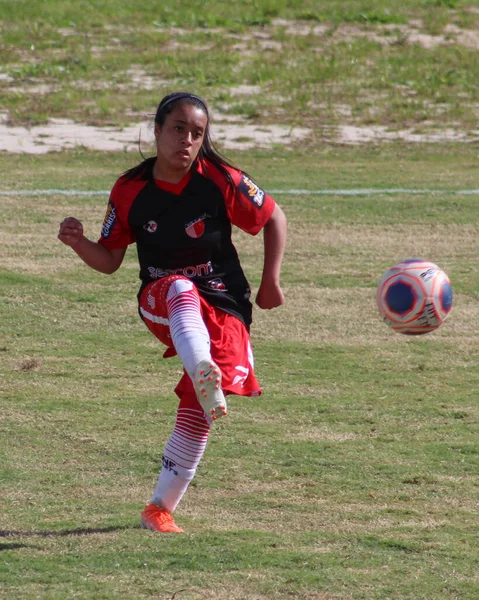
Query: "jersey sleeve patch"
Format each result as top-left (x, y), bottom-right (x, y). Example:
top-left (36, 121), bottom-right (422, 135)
top-left (101, 200), bottom-right (116, 239)
top-left (239, 174), bottom-right (265, 208)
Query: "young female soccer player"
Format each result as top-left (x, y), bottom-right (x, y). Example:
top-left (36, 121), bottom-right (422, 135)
top-left (58, 92), bottom-right (287, 533)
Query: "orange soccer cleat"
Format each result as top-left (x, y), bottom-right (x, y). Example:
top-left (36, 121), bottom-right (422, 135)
top-left (140, 504), bottom-right (184, 533)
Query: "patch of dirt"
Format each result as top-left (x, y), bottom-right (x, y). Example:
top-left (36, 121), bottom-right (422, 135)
top-left (0, 110), bottom-right (474, 153)
top-left (149, 18), bottom-right (479, 51)
top-left (272, 18), bottom-right (479, 51)
top-left (333, 124), bottom-right (479, 144)
top-left (0, 112), bottom-right (311, 153)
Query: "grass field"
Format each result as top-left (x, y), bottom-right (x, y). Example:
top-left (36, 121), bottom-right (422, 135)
top-left (2, 0), bottom-right (479, 133)
top-left (1, 1), bottom-right (479, 599)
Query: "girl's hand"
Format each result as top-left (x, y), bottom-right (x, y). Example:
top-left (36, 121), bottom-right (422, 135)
top-left (255, 281), bottom-right (284, 309)
top-left (58, 217), bottom-right (85, 247)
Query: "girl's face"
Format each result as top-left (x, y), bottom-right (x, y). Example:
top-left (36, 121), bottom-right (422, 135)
top-left (154, 103), bottom-right (207, 180)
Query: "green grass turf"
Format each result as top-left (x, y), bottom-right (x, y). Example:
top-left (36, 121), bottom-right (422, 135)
top-left (1, 1), bottom-right (479, 597)
top-left (1, 145), bottom-right (478, 599)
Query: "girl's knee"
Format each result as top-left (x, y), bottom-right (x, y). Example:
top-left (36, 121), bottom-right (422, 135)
top-left (166, 277), bottom-right (196, 301)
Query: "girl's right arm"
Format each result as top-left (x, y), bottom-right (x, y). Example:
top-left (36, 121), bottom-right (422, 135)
top-left (58, 216), bottom-right (126, 274)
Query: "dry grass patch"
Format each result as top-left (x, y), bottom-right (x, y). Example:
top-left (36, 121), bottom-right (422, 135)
top-left (253, 287), bottom-right (478, 346)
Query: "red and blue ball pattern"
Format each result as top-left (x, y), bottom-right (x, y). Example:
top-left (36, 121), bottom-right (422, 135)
top-left (377, 259), bottom-right (453, 335)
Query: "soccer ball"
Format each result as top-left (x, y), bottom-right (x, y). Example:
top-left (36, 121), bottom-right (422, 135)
top-left (377, 259), bottom-right (453, 335)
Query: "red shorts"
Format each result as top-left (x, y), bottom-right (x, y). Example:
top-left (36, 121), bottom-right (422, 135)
top-left (139, 275), bottom-right (262, 401)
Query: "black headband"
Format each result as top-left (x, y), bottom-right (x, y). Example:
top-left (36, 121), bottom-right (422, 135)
top-left (157, 93), bottom-right (208, 115)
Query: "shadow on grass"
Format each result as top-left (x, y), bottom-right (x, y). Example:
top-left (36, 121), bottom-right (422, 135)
top-left (1, 541), bottom-right (36, 550)
top-left (0, 525), bottom-right (137, 541)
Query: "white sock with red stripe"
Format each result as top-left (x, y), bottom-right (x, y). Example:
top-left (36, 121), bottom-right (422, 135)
top-left (166, 279), bottom-right (211, 378)
top-left (151, 406), bottom-right (210, 513)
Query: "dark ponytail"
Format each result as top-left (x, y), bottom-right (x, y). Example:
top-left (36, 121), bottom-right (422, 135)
top-left (121, 155), bottom-right (156, 181)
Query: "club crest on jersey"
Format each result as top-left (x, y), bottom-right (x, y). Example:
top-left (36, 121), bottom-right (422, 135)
top-left (144, 220), bottom-right (158, 233)
top-left (101, 201), bottom-right (116, 238)
top-left (239, 174), bottom-right (265, 208)
top-left (185, 214), bottom-right (206, 238)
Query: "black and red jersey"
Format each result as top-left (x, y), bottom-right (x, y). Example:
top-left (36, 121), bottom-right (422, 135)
top-left (98, 157), bottom-right (276, 327)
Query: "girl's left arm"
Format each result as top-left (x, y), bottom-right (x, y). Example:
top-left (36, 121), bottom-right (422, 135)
top-left (255, 204), bottom-right (287, 309)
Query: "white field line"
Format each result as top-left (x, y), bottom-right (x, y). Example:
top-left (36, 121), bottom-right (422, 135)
top-left (1, 188), bottom-right (479, 196)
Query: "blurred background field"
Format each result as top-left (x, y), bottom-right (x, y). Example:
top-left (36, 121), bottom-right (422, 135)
top-left (1, 0), bottom-right (478, 143)
top-left (1, 2), bottom-right (478, 599)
